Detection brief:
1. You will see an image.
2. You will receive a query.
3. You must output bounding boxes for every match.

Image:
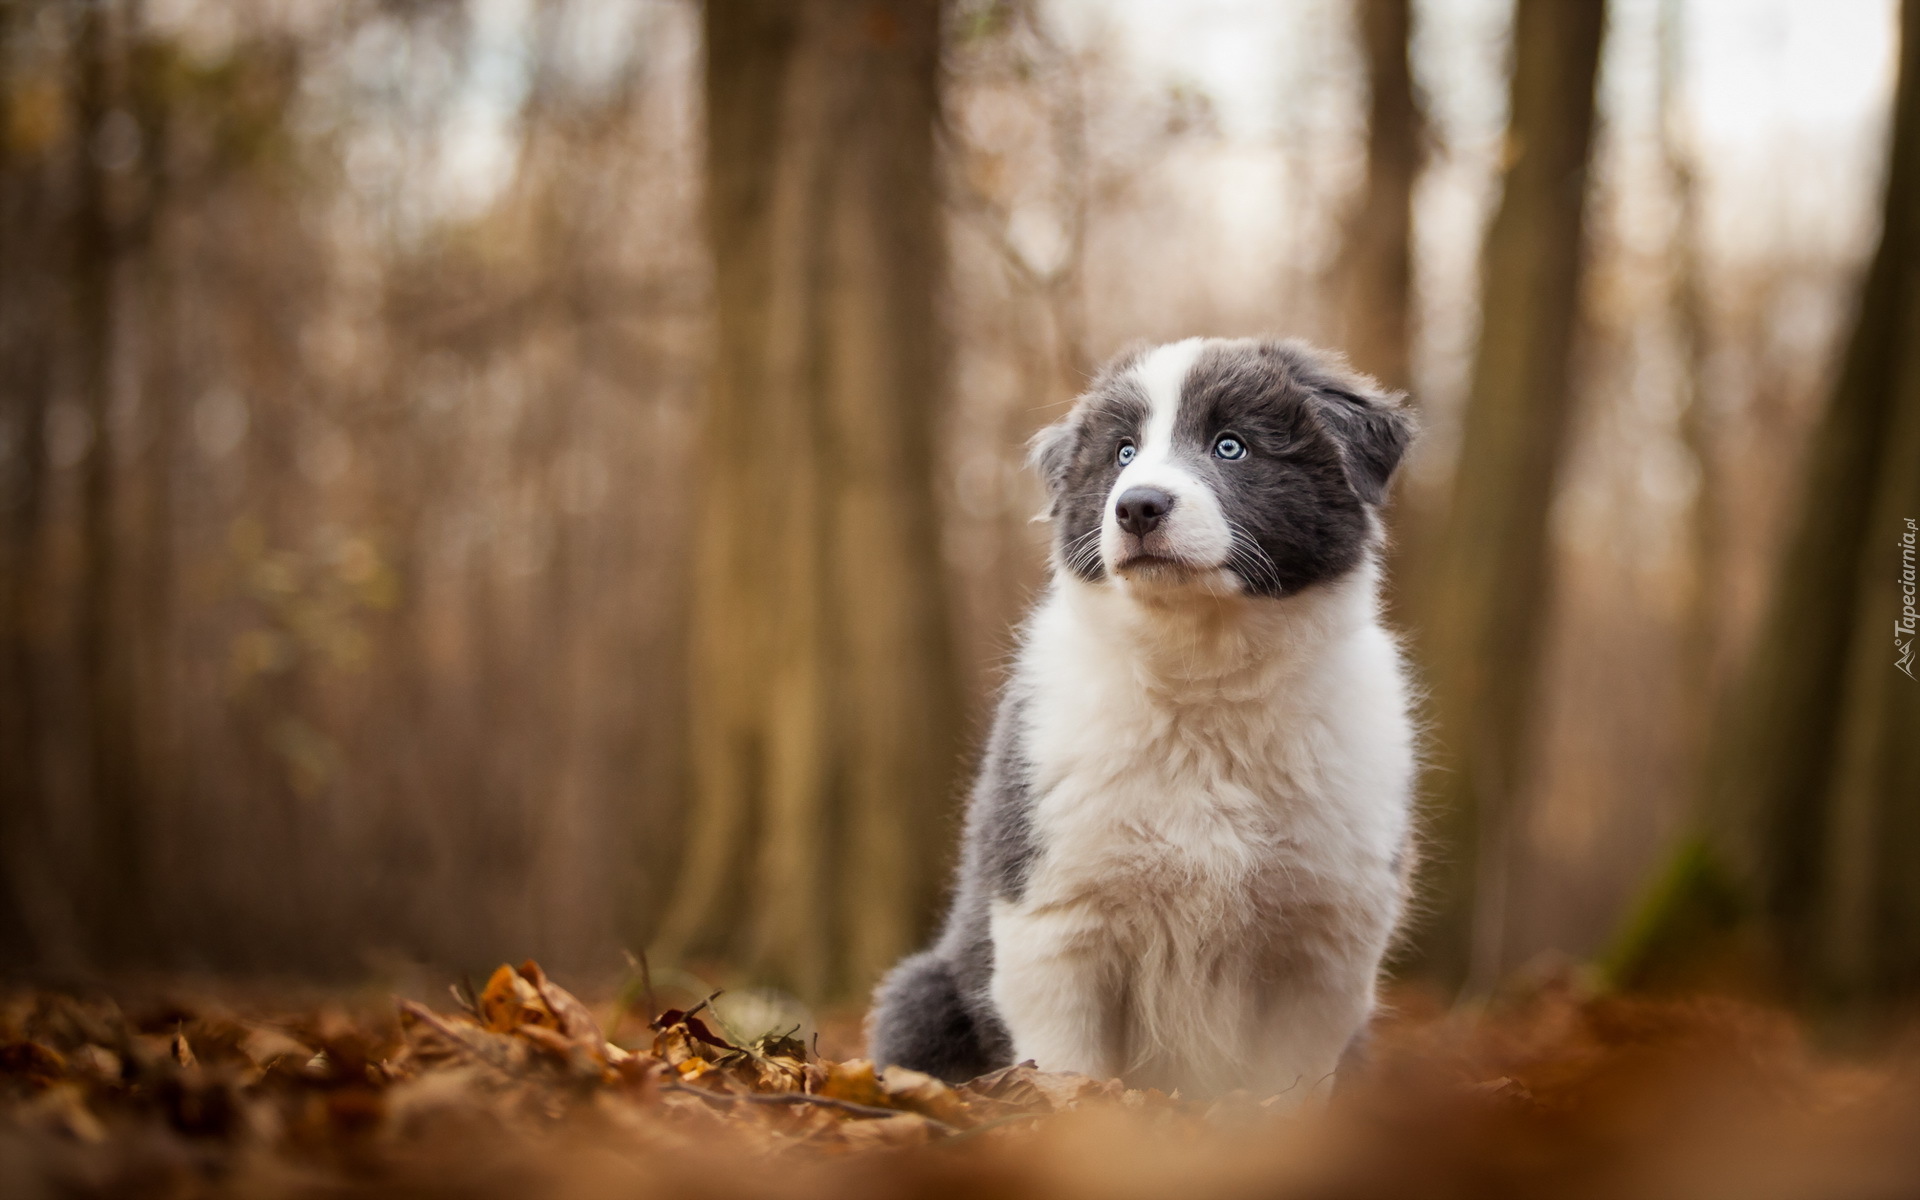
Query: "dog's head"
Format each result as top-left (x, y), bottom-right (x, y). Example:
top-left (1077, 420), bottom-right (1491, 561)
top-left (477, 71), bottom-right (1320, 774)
top-left (1030, 338), bottom-right (1413, 598)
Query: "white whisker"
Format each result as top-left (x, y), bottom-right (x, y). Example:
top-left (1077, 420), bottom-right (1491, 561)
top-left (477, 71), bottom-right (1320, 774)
top-left (1226, 521), bottom-right (1283, 595)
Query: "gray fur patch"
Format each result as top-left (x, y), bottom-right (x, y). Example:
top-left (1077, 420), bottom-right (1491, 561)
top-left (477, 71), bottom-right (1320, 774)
top-left (971, 689), bottom-right (1039, 902)
top-left (1033, 338), bottom-right (1413, 597)
top-left (866, 681), bottom-right (1032, 1079)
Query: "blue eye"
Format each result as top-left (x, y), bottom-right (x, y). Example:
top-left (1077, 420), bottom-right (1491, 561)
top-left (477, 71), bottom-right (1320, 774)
top-left (1214, 435), bottom-right (1246, 460)
top-left (1117, 442), bottom-right (1136, 466)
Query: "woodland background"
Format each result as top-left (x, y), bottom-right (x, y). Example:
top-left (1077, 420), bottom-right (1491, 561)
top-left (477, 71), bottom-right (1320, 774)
top-left (1, 0), bottom-right (1916, 1030)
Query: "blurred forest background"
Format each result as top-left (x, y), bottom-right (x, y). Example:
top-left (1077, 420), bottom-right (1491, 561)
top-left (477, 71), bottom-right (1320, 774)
top-left (1, 0), bottom-right (1915, 1024)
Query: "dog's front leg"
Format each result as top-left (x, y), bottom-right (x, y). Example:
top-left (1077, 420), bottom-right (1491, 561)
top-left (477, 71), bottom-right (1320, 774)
top-left (987, 901), bottom-right (1118, 1079)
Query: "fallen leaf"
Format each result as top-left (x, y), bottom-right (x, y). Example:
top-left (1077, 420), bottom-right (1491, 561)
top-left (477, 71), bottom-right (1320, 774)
top-left (880, 1064), bottom-right (973, 1126)
top-left (820, 1059), bottom-right (891, 1110)
top-left (520, 961), bottom-right (603, 1047)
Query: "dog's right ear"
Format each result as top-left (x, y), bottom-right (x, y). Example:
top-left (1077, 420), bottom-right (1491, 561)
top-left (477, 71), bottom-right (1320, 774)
top-left (1026, 415), bottom-right (1079, 521)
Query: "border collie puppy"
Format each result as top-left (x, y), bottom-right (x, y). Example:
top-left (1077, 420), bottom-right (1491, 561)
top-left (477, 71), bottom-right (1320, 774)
top-left (868, 337), bottom-right (1418, 1100)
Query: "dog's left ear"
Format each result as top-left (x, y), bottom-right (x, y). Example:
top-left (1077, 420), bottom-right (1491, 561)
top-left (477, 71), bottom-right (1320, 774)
top-left (1313, 382), bottom-right (1416, 506)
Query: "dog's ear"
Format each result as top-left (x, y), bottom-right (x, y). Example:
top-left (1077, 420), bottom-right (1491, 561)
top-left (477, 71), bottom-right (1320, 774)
top-left (1312, 380), bottom-right (1415, 506)
top-left (1026, 415), bottom-right (1079, 519)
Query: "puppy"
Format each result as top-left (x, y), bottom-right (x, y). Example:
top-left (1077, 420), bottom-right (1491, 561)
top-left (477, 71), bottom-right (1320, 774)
top-left (868, 337), bottom-right (1418, 1100)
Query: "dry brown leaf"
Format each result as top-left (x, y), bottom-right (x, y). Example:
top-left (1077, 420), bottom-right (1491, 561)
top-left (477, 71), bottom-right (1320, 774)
top-left (748, 1054), bottom-right (809, 1094)
top-left (0, 1041), bottom-right (66, 1088)
top-left (520, 960), bottom-right (603, 1047)
top-left (835, 1110), bottom-right (939, 1148)
top-left (958, 1061), bottom-right (1112, 1113)
top-left (240, 1024), bottom-right (313, 1068)
top-left (819, 1058), bottom-right (892, 1110)
top-left (23, 1082), bottom-right (108, 1143)
top-left (477, 963), bottom-right (548, 1034)
top-left (880, 1064), bottom-right (973, 1126)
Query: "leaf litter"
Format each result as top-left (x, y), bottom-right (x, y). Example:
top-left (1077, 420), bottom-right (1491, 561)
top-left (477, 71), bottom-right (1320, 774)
top-left (3, 961), bottom-right (1919, 1198)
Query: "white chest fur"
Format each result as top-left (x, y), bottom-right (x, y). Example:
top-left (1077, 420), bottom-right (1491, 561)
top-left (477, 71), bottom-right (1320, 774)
top-left (987, 566), bottom-right (1414, 1099)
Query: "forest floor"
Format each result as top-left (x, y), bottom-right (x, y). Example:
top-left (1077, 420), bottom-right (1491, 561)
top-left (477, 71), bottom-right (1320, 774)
top-left (3, 961), bottom-right (1919, 1200)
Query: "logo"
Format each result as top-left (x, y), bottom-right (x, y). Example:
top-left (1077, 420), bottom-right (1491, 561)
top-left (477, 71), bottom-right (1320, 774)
top-left (1899, 517), bottom-right (1917, 680)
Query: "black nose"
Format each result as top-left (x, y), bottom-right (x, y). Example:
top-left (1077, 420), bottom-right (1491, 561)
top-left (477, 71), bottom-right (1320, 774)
top-left (1115, 487), bottom-right (1175, 537)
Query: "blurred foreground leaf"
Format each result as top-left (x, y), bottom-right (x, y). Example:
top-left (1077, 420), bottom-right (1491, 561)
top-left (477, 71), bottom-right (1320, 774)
top-left (2, 964), bottom-right (1918, 1198)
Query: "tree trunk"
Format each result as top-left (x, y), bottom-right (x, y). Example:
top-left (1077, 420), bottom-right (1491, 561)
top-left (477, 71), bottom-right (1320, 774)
top-left (1336, 0), bottom-right (1422, 394)
top-left (70, 0), bottom-right (146, 963)
top-left (1616, 0), bottom-right (1920, 1008)
top-left (1743, 0), bottom-right (1920, 1005)
top-left (1410, 0), bottom-right (1607, 991)
top-left (1340, 0), bottom-right (1430, 696)
top-left (655, 0), bottom-right (958, 1002)
top-left (0, 0), bottom-right (54, 962)
top-left (126, 4), bottom-right (182, 964)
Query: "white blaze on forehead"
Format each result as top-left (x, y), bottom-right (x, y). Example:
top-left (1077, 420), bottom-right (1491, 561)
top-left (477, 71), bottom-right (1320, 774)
top-left (1129, 338), bottom-right (1207, 466)
top-left (1099, 337), bottom-right (1235, 584)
